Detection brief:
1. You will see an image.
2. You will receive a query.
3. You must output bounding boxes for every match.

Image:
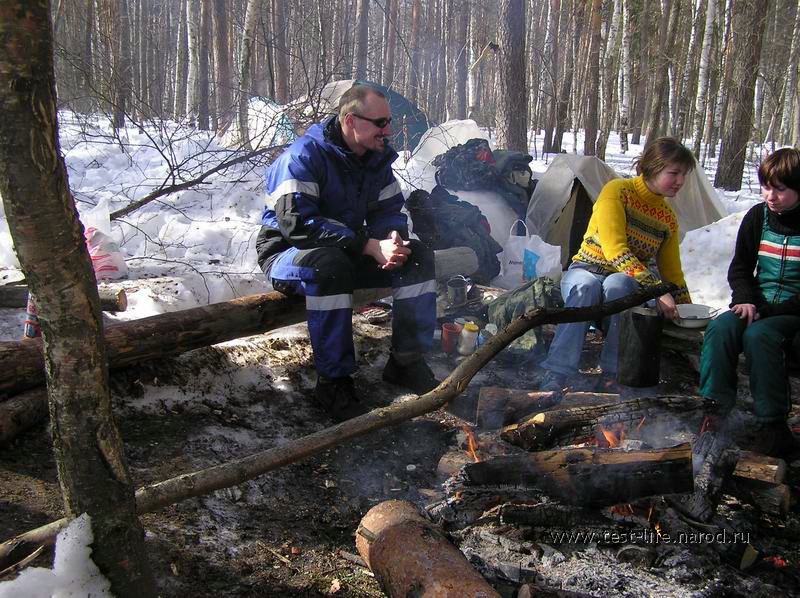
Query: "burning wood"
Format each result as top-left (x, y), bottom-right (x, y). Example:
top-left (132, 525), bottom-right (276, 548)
top-left (462, 425), bottom-right (481, 462)
top-left (451, 443), bottom-right (693, 507)
top-left (501, 395), bottom-right (705, 451)
top-left (476, 387), bottom-right (559, 430)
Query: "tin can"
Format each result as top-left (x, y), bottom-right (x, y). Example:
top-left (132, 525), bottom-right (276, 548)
top-left (23, 294), bottom-right (41, 338)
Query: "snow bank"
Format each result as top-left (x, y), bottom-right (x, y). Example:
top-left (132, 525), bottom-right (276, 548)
top-left (0, 514), bottom-right (113, 598)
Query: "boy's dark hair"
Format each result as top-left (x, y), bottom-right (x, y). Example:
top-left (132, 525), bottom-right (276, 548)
top-left (633, 137), bottom-right (696, 180)
top-left (758, 148), bottom-right (800, 195)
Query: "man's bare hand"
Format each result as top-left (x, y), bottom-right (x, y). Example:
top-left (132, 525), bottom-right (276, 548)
top-left (732, 303), bottom-right (759, 325)
top-left (363, 231), bottom-right (411, 270)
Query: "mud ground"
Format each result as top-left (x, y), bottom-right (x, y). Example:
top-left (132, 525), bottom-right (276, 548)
top-left (0, 317), bottom-right (797, 597)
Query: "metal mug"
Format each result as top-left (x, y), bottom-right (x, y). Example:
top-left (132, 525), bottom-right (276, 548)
top-left (447, 276), bottom-right (469, 307)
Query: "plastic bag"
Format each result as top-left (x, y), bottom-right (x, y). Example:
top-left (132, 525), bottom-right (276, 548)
top-left (498, 220), bottom-right (528, 283)
top-left (523, 234), bottom-right (562, 281)
top-left (85, 227), bottom-right (128, 280)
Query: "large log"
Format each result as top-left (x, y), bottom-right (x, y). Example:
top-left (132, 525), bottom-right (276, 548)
top-left (355, 500), bottom-right (501, 597)
top-left (456, 443), bottom-right (693, 507)
top-left (0, 284), bottom-right (127, 312)
top-left (0, 248), bottom-right (478, 398)
top-left (501, 395), bottom-right (706, 450)
top-left (476, 387), bottom-right (559, 430)
top-left (0, 283), bottom-right (675, 570)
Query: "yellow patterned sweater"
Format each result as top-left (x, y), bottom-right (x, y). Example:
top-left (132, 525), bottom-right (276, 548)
top-left (573, 176), bottom-right (691, 303)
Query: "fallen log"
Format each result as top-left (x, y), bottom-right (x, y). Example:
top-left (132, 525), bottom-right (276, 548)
top-left (0, 284), bottom-right (127, 312)
top-left (724, 479), bottom-right (792, 518)
top-left (500, 395), bottom-right (705, 450)
top-left (0, 282), bottom-right (675, 569)
top-left (454, 443), bottom-right (693, 507)
top-left (0, 248), bottom-right (477, 399)
top-left (0, 388), bottom-right (48, 446)
top-left (355, 499), bottom-right (501, 597)
top-left (733, 451), bottom-right (787, 484)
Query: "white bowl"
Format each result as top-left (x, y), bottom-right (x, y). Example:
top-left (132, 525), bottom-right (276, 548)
top-left (675, 304), bottom-right (716, 329)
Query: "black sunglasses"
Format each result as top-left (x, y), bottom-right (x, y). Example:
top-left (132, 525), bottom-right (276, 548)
top-left (351, 113), bottom-right (392, 129)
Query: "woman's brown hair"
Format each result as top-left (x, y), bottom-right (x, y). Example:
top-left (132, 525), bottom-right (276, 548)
top-left (633, 137), bottom-right (696, 180)
top-left (757, 148), bottom-right (800, 195)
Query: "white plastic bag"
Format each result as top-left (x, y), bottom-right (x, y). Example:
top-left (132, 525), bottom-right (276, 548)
top-left (85, 227), bottom-right (128, 280)
top-left (498, 220), bottom-right (528, 284)
top-left (523, 235), bottom-right (562, 281)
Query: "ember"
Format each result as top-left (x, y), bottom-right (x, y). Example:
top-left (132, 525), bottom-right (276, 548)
top-left (598, 422), bottom-right (625, 447)
top-left (763, 556), bottom-right (789, 568)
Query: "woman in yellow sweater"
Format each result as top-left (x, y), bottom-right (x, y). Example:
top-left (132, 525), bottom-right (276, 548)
top-left (540, 138), bottom-right (695, 391)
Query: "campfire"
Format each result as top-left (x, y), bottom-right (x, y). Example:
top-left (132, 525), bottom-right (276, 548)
top-left (417, 386), bottom-right (798, 594)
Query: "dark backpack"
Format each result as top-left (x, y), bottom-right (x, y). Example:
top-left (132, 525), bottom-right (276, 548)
top-left (432, 138), bottom-right (501, 191)
top-left (406, 185), bottom-right (503, 284)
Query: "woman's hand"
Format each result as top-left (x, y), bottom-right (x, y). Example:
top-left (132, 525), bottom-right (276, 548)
top-left (656, 293), bottom-right (679, 320)
top-left (731, 303), bottom-right (759, 325)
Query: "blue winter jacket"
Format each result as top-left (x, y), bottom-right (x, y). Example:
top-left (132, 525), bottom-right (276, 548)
top-left (256, 116), bottom-right (407, 273)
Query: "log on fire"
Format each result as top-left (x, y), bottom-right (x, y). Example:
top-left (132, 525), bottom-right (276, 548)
top-left (500, 395), bottom-right (706, 451)
top-left (454, 443), bottom-right (693, 507)
top-left (0, 284), bottom-right (127, 311)
top-left (476, 387), bottom-right (560, 430)
top-left (355, 499), bottom-right (501, 597)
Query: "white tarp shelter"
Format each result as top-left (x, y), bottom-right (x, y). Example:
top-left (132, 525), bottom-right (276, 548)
top-left (525, 153), bottom-right (727, 267)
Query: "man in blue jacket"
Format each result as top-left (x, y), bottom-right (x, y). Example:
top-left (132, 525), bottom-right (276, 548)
top-left (256, 84), bottom-right (438, 420)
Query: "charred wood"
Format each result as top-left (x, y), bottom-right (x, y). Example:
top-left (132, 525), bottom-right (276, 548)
top-left (476, 387), bottom-right (559, 430)
top-left (501, 395), bottom-right (705, 450)
top-left (455, 444), bottom-right (693, 507)
top-left (355, 500), bottom-right (501, 597)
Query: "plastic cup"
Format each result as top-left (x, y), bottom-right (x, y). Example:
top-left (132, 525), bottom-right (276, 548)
top-left (441, 322), bottom-right (461, 353)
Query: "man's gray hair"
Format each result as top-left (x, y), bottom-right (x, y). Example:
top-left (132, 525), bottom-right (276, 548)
top-left (338, 84), bottom-right (386, 120)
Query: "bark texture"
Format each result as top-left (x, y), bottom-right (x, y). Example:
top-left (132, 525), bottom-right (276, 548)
top-left (495, 0), bottom-right (528, 151)
top-left (0, 2), bottom-right (154, 595)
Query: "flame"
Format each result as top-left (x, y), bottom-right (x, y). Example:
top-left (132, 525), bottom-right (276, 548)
top-left (699, 415), bottom-right (713, 435)
top-left (647, 504), bottom-right (654, 522)
top-left (636, 416), bottom-right (646, 435)
top-left (462, 425), bottom-right (481, 463)
top-left (610, 503), bottom-right (635, 516)
top-left (599, 422), bottom-right (625, 447)
top-left (654, 522), bottom-right (663, 540)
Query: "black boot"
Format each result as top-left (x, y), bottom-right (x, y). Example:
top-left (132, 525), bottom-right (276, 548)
top-left (315, 376), bottom-right (366, 422)
top-left (752, 422), bottom-right (800, 459)
top-left (382, 355), bottom-right (439, 395)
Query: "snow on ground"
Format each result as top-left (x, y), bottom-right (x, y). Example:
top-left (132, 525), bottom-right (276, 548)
top-left (0, 114), bottom-right (779, 591)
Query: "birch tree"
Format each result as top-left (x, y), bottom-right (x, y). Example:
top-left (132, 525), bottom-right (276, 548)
top-left (0, 1), bottom-right (155, 594)
top-left (779, 4), bottom-right (800, 144)
top-left (692, 0), bottom-right (717, 156)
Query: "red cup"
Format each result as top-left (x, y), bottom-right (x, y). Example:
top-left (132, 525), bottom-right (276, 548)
top-left (441, 323), bottom-right (461, 353)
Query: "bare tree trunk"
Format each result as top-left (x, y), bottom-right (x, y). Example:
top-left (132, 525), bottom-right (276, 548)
top-left (554, 0), bottom-right (581, 153)
top-left (382, 0), bottom-right (398, 86)
top-left (708, 0), bottom-right (734, 158)
top-left (542, 0), bottom-right (561, 153)
top-left (450, 0), bottom-right (469, 119)
top-left (273, 0), bottom-right (288, 103)
top-left (495, 0), bottom-right (528, 151)
top-left (111, 0), bottom-right (132, 128)
top-left (779, 4), bottom-right (800, 144)
top-left (678, 0), bottom-right (705, 139)
top-left (597, 0), bottom-right (622, 159)
top-left (197, 0), bottom-right (211, 129)
top-left (692, 0), bottom-right (718, 156)
top-left (408, 0), bottom-right (422, 103)
top-left (631, 0), bottom-right (650, 144)
top-left (211, 0), bottom-right (233, 132)
top-left (715, 0), bottom-right (771, 190)
top-left (0, 2), bottom-right (155, 595)
top-left (187, 0), bottom-right (200, 124)
top-left (354, 0), bottom-right (369, 79)
top-left (644, 0), bottom-right (682, 145)
top-left (619, 0), bottom-right (633, 152)
top-left (174, 0), bottom-right (189, 117)
top-left (238, 0), bottom-right (262, 149)
top-left (583, 0), bottom-right (602, 155)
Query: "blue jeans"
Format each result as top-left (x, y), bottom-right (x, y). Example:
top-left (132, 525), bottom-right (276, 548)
top-left (541, 266), bottom-right (641, 376)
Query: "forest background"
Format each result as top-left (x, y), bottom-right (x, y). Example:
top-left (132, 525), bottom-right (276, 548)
top-left (52, 0), bottom-right (800, 191)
